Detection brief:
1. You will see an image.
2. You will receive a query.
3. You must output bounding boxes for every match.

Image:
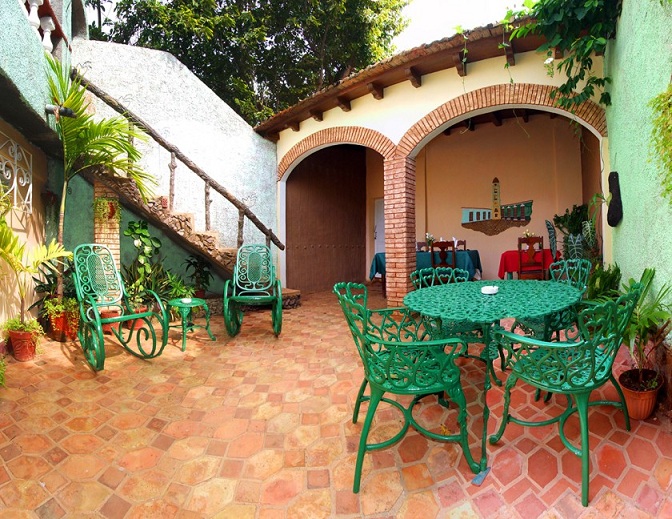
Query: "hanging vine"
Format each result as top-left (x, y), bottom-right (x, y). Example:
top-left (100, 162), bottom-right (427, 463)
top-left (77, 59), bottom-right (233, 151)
top-left (505, 0), bottom-right (623, 110)
top-left (650, 82), bottom-right (672, 203)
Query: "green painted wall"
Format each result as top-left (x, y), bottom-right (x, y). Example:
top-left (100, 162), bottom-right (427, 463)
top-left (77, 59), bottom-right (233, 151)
top-left (64, 176), bottom-right (225, 294)
top-left (605, 0), bottom-right (672, 285)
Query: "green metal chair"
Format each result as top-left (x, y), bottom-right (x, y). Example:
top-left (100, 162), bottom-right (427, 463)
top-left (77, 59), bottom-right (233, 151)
top-left (511, 258), bottom-right (593, 342)
top-left (223, 244), bottom-right (282, 337)
top-left (409, 266), bottom-right (469, 288)
top-left (72, 244), bottom-right (169, 371)
top-left (489, 288), bottom-right (639, 507)
top-left (334, 281), bottom-right (488, 493)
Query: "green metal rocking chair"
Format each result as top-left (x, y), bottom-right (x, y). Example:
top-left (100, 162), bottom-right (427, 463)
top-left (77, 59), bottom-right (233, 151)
top-left (72, 244), bottom-right (169, 371)
top-left (489, 288), bottom-right (639, 506)
top-left (334, 281), bottom-right (488, 493)
top-left (223, 244), bottom-right (282, 337)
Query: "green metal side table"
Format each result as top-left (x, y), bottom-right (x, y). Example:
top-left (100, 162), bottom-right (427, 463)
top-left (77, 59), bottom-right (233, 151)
top-left (168, 297), bottom-right (216, 351)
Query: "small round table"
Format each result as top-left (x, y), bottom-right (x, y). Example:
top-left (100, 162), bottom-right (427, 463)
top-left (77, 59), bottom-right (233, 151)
top-left (168, 297), bottom-right (216, 351)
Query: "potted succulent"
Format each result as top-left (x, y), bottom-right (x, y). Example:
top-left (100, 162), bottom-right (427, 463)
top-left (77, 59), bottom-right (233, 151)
top-left (183, 254), bottom-right (213, 298)
top-left (618, 268), bottom-right (672, 420)
top-left (0, 225), bottom-right (71, 361)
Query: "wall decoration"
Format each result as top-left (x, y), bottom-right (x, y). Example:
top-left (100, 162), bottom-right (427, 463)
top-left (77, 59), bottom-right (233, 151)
top-left (607, 171), bottom-right (623, 227)
top-left (461, 177), bottom-right (533, 236)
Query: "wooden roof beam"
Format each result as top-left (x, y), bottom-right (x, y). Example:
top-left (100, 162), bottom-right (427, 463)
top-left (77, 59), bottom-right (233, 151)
top-left (503, 40), bottom-right (515, 67)
top-left (488, 112), bottom-right (502, 127)
top-left (405, 66), bottom-right (422, 88)
top-left (309, 109), bottom-right (323, 122)
top-left (521, 109), bottom-right (529, 123)
top-left (336, 97), bottom-right (351, 112)
top-left (368, 83), bottom-right (384, 100)
top-left (288, 121), bottom-right (300, 132)
top-left (452, 52), bottom-right (467, 77)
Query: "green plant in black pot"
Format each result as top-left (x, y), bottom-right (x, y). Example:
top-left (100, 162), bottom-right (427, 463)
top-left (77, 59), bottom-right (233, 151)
top-left (183, 254), bottom-right (213, 297)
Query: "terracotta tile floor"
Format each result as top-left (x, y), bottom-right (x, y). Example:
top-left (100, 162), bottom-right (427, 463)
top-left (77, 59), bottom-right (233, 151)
top-left (2, 284), bottom-right (672, 518)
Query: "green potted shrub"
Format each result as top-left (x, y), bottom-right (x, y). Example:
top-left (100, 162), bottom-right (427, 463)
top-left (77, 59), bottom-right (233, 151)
top-left (618, 268), bottom-right (672, 420)
top-left (0, 225), bottom-right (71, 361)
top-left (43, 297), bottom-right (79, 342)
top-left (183, 254), bottom-right (213, 298)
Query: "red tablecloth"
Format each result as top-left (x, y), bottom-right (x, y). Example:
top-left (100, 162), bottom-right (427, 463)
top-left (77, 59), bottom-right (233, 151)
top-left (497, 249), bottom-right (558, 279)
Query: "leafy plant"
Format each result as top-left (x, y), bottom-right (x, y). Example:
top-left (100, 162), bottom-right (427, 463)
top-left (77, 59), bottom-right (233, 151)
top-left (0, 355), bottom-right (6, 388)
top-left (553, 204), bottom-right (589, 236)
top-left (585, 262), bottom-right (621, 301)
top-left (122, 220), bottom-right (162, 307)
top-left (650, 82), bottom-right (672, 204)
top-left (183, 255), bottom-right (213, 293)
top-left (43, 297), bottom-right (80, 328)
top-left (1, 317), bottom-right (46, 336)
top-left (93, 197), bottom-right (121, 223)
top-left (621, 268), bottom-right (672, 387)
top-left (506, 0), bottom-right (622, 110)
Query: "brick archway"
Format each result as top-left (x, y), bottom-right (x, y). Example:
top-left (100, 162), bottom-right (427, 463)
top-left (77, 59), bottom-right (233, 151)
top-left (396, 83), bottom-right (606, 159)
top-left (277, 127), bottom-right (396, 181)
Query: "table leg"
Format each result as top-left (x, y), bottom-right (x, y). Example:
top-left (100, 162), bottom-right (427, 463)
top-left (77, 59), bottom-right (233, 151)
top-left (203, 303), bottom-right (216, 341)
top-left (178, 307), bottom-right (190, 352)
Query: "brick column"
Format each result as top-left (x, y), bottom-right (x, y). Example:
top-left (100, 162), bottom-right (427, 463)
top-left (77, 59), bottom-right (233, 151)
top-left (93, 179), bottom-right (121, 267)
top-left (383, 155), bottom-right (416, 307)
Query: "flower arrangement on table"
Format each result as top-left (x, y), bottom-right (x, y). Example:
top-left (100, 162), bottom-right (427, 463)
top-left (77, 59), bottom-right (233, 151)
top-left (522, 229), bottom-right (535, 238)
top-left (425, 232), bottom-right (435, 247)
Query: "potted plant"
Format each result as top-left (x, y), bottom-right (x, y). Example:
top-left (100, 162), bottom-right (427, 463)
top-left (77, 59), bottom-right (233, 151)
top-left (43, 297), bottom-right (80, 342)
top-left (618, 268), bottom-right (672, 420)
top-left (183, 254), bottom-right (213, 298)
top-left (0, 225), bottom-right (71, 361)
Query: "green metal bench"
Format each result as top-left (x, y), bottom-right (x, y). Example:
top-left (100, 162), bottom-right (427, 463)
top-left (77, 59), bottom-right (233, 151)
top-left (490, 288), bottom-right (639, 507)
top-left (334, 281), bottom-right (488, 493)
top-left (72, 244), bottom-right (169, 371)
top-left (223, 244), bottom-right (282, 337)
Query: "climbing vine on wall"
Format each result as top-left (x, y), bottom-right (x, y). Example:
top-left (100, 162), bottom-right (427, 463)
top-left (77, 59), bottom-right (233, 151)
top-left (650, 82), bottom-right (672, 204)
top-left (506, 0), bottom-right (623, 110)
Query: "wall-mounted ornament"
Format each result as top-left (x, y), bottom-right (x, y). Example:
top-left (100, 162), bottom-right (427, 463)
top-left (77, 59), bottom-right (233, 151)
top-left (607, 171), bottom-right (623, 227)
top-left (461, 178), bottom-right (533, 236)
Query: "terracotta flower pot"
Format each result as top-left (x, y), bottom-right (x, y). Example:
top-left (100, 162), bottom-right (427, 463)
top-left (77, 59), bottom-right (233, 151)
top-left (619, 369), bottom-right (661, 420)
top-left (49, 313), bottom-right (79, 342)
top-left (99, 309), bottom-right (122, 334)
top-left (9, 330), bottom-right (37, 362)
top-left (124, 306), bottom-right (148, 330)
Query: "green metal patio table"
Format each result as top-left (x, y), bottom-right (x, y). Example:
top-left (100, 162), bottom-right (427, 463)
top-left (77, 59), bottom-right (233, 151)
top-left (168, 297), bottom-right (216, 351)
top-left (403, 280), bottom-right (582, 383)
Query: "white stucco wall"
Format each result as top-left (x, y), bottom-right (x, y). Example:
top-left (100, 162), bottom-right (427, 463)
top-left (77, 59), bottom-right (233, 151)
top-left (71, 39), bottom-right (278, 249)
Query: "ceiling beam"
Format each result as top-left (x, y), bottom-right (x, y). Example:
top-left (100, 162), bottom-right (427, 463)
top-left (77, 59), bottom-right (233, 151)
top-left (520, 109), bottom-right (529, 123)
top-left (452, 52), bottom-right (467, 77)
top-left (405, 66), bottom-right (422, 88)
top-left (367, 83), bottom-right (384, 100)
top-left (503, 40), bottom-right (515, 67)
top-left (488, 112), bottom-right (502, 127)
top-left (336, 97), bottom-right (351, 112)
top-left (288, 121), bottom-right (300, 132)
top-left (309, 109), bottom-right (323, 122)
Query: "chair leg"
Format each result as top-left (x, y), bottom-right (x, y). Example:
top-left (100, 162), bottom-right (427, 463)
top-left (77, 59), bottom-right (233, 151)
top-left (610, 373), bottom-right (631, 431)
top-left (489, 373), bottom-right (517, 444)
top-left (574, 393), bottom-right (591, 507)
top-left (354, 386), bottom-right (384, 493)
top-left (352, 379), bottom-right (368, 424)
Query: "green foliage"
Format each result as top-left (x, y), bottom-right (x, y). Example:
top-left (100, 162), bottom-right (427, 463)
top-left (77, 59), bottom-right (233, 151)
top-left (1, 317), bottom-right (45, 336)
top-left (650, 83), bottom-right (672, 204)
top-left (122, 221), bottom-right (163, 305)
top-left (183, 255), bottom-right (213, 292)
top-left (43, 297), bottom-right (79, 318)
top-left (586, 262), bottom-right (621, 300)
top-left (621, 268), bottom-right (672, 378)
top-left (109, 0), bottom-right (408, 125)
top-left (553, 204), bottom-right (589, 236)
top-left (93, 197), bottom-right (121, 223)
top-left (506, 0), bottom-right (622, 110)
top-left (0, 355), bottom-right (5, 388)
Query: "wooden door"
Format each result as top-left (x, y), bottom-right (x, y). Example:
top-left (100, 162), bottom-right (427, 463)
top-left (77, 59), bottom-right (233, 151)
top-left (286, 145), bottom-right (366, 292)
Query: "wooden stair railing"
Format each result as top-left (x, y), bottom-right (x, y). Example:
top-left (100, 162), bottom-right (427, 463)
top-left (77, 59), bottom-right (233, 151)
top-left (75, 70), bottom-right (284, 253)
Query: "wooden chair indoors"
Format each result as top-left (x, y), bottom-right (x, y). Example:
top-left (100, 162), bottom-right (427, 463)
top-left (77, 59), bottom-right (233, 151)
top-left (455, 239), bottom-right (467, 250)
top-left (430, 240), bottom-right (456, 269)
top-left (517, 236), bottom-right (545, 279)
